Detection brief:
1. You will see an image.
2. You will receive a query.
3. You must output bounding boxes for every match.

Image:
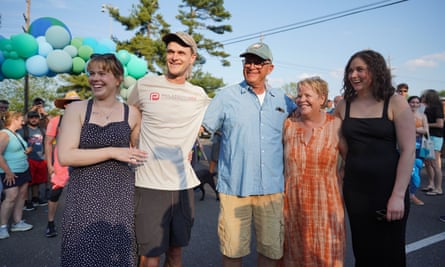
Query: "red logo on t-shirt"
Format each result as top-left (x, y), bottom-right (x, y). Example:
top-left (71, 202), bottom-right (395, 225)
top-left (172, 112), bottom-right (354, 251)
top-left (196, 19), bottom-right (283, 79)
top-left (150, 92), bottom-right (160, 101)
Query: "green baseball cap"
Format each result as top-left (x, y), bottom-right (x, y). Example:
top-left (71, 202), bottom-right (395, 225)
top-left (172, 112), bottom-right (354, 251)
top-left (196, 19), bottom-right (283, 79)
top-left (240, 42), bottom-right (273, 62)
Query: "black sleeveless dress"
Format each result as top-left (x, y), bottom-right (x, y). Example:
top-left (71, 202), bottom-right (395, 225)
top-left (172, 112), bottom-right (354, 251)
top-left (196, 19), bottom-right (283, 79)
top-left (342, 98), bottom-right (409, 267)
top-left (61, 100), bottom-right (136, 267)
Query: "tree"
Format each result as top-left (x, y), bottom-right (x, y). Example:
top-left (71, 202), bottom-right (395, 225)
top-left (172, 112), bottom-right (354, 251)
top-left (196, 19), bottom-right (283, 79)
top-left (176, 0), bottom-right (232, 67)
top-left (0, 76), bottom-right (58, 113)
top-left (282, 82), bottom-right (298, 98)
top-left (105, 0), bottom-right (170, 75)
top-left (56, 74), bottom-right (93, 101)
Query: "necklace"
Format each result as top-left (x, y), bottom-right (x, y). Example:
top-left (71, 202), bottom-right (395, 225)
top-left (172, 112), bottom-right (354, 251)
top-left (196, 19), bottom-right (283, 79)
top-left (93, 100), bottom-right (117, 121)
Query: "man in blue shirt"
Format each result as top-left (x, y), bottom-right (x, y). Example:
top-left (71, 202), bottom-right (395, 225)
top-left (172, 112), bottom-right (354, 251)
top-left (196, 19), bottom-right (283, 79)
top-left (202, 42), bottom-right (296, 266)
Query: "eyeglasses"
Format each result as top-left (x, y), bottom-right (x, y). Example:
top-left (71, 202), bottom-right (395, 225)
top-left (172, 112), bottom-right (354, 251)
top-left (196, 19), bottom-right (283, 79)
top-left (242, 59), bottom-right (271, 69)
top-left (90, 53), bottom-right (118, 60)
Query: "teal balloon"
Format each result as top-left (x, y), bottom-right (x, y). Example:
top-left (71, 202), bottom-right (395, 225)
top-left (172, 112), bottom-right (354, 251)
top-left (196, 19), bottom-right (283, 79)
top-left (1, 58), bottom-right (26, 79)
top-left (46, 49), bottom-right (72, 73)
top-left (11, 33), bottom-right (38, 58)
top-left (0, 51), bottom-right (4, 65)
top-left (98, 38), bottom-right (116, 52)
top-left (0, 38), bottom-right (12, 51)
top-left (93, 43), bottom-right (112, 54)
top-left (127, 56), bottom-right (147, 79)
top-left (78, 45), bottom-right (94, 61)
top-left (26, 55), bottom-right (48, 76)
top-left (82, 37), bottom-right (98, 51)
top-left (116, 50), bottom-right (131, 65)
top-left (38, 41), bottom-right (53, 57)
top-left (72, 57), bottom-right (85, 74)
top-left (45, 25), bottom-right (71, 49)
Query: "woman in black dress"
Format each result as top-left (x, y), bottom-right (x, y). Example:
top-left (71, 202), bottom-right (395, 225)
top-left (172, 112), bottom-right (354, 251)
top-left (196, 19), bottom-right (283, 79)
top-left (335, 50), bottom-right (415, 267)
top-left (57, 54), bottom-right (147, 266)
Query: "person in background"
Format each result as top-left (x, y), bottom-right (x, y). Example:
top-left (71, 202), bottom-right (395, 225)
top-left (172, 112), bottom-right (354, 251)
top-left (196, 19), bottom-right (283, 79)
top-left (127, 32), bottom-right (209, 267)
top-left (202, 42), bottom-right (297, 267)
top-left (335, 49), bottom-right (415, 266)
top-left (407, 96), bottom-right (428, 206)
top-left (17, 110), bottom-right (48, 210)
top-left (421, 89), bottom-right (444, 196)
top-left (0, 111), bottom-right (34, 240)
top-left (325, 99), bottom-right (334, 113)
top-left (396, 83), bottom-right (409, 99)
top-left (0, 99), bottom-right (9, 129)
top-left (44, 91), bottom-right (81, 238)
top-left (29, 97), bottom-right (49, 130)
top-left (333, 95), bottom-right (343, 107)
top-left (57, 54), bottom-right (146, 266)
top-left (282, 77), bottom-right (345, 266)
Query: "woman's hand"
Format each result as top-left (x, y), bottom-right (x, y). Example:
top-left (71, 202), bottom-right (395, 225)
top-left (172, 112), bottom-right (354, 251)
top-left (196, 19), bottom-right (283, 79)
top-left (4, 171), bottom-right (17, 186)
top-left (385, 194), bottom-right (405, 221)
top-left (115, 147), bottom-right (148, 166)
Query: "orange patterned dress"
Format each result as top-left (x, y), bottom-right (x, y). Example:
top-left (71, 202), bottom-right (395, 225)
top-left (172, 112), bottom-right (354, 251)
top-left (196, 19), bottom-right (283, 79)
top-left (282, 114), bottom-right (345, 267)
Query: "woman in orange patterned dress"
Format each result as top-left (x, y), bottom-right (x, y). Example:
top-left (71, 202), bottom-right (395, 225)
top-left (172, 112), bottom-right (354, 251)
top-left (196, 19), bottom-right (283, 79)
top-left (282, 77), bottom-right (345, 266)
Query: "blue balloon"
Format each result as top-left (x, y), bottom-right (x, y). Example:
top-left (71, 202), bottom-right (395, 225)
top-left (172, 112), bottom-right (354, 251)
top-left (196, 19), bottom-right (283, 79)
top-left (38, 41), bottom-right (53, 57)
top-left (26, 55), bottom-right (49, 76)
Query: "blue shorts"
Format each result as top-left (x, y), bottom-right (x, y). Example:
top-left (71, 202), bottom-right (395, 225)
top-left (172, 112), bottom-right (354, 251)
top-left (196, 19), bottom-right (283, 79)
top-left (431, 136), bottom-right (443, 151)
top-left (1, 169), bottom-right (32, 189)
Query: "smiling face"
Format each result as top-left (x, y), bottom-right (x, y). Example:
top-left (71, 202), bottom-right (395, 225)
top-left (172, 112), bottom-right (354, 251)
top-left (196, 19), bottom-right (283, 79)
top-left (88, 63), bottom-right (122, 100)
top-left (347, 57), bottom-right (372, 94)
top-left (165, 41), bottom-right (196, 83)
top-left (295, 82), bottom-right (326, 117)
top-left (242, 54), bottom-right (273, 89)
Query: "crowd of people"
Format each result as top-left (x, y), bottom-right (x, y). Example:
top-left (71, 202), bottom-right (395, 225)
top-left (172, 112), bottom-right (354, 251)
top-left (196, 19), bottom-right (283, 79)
top-left (0, 32), bottom-right (444, 267)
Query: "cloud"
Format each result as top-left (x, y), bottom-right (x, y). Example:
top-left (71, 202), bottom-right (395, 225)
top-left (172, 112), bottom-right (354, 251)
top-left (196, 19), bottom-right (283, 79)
top-left (405, 52), bottom-right (445, 70)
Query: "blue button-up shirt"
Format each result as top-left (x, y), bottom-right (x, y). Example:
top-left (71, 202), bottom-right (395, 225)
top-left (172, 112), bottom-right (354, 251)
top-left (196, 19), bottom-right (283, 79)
top-left (202, 81), bottom-right (297, 196)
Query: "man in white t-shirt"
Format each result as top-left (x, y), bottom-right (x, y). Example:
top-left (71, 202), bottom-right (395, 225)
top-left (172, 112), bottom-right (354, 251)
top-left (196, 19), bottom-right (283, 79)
top-left (127, 32), bottom-right (210, 267)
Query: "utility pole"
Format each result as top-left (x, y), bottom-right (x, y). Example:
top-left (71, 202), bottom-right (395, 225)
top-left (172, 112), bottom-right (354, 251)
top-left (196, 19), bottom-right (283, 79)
top-left (23, 0), bottom-right (31, 113)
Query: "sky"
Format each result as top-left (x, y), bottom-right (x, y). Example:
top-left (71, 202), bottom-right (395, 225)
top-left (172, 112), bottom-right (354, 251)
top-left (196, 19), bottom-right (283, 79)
top-left (1, 0), bottom-right (445, 100)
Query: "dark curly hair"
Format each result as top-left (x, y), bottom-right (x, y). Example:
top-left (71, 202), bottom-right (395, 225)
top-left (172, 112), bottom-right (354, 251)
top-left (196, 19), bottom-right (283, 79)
top-left (342, 50), bottom-right (395, 102)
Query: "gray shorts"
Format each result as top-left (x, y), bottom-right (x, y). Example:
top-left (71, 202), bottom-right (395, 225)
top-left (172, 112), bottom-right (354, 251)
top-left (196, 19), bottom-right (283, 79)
top-left (134, 187), bottom-right (195, 257)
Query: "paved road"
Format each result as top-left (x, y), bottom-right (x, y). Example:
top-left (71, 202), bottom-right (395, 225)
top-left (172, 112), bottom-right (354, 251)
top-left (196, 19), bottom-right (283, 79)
top-left (1, 139), bottom-right (445, 266)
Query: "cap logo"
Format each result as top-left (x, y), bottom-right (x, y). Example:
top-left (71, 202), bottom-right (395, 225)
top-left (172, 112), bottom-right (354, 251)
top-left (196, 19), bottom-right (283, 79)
top-left (252, 43), bottom-right (263, 49)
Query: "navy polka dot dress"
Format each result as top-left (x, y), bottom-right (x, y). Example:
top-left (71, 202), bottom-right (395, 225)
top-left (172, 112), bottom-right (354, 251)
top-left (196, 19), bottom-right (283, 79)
top-left (61, 100), bottom-right (136, 267)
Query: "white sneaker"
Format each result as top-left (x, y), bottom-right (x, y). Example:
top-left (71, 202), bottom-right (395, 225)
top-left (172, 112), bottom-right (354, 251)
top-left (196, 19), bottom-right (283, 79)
top-left (10, 220), bottom-right (33, 232)
top-left (0, 225), bottom-right (9, 239)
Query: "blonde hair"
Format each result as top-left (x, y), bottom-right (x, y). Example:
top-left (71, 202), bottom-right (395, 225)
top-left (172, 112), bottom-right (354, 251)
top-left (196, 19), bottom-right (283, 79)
top-left (2, 111), bottom-right (23, 127)
top-left (297, 76), bottom-right (329, 108)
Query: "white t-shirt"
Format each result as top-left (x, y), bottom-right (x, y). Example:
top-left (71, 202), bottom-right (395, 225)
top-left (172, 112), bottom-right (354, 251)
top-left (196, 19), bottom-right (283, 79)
top-left (127, 75), bottom-right (210, 190)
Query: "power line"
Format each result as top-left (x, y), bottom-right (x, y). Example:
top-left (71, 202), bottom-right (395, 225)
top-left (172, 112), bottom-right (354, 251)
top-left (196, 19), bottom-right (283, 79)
top-left (222, 0), bottom-right (408, 45)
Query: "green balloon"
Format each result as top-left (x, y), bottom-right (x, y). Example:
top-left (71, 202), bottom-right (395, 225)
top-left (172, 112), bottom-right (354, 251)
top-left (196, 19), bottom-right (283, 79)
top-left (71, 37), bottom-right (83, 49)
top-left (78, 45), bottom-right (93, 61)
top-left (11, 33), bottom-right (38, 58)
top-left (1, 58), bottom-right (26, 79)
top-left (72, 57), bottom-right (85, 74)
top-left (127, 57), bottom-right (147, 79)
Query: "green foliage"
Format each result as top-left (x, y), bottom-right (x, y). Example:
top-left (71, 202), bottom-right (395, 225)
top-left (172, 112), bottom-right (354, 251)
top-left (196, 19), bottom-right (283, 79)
top-left (282, 82), bottom-right (298, 98)
top-left (56, 74), bottom-right (93, 101)
top-left (189, 69), bottom-right (225, 97)
top-left (0, 76), bottom-right (58, 113)
top-left (177, 0), bottom-right (232, 67)
top-left (107, 0), bottom-right (171, 75)
top-left (108, 0), bottom-right (232, 94)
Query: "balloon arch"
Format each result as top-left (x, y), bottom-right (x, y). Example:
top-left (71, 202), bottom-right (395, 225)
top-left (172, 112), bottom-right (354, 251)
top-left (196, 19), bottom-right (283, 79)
top-left (0, 17), bottom-right (148, 99)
